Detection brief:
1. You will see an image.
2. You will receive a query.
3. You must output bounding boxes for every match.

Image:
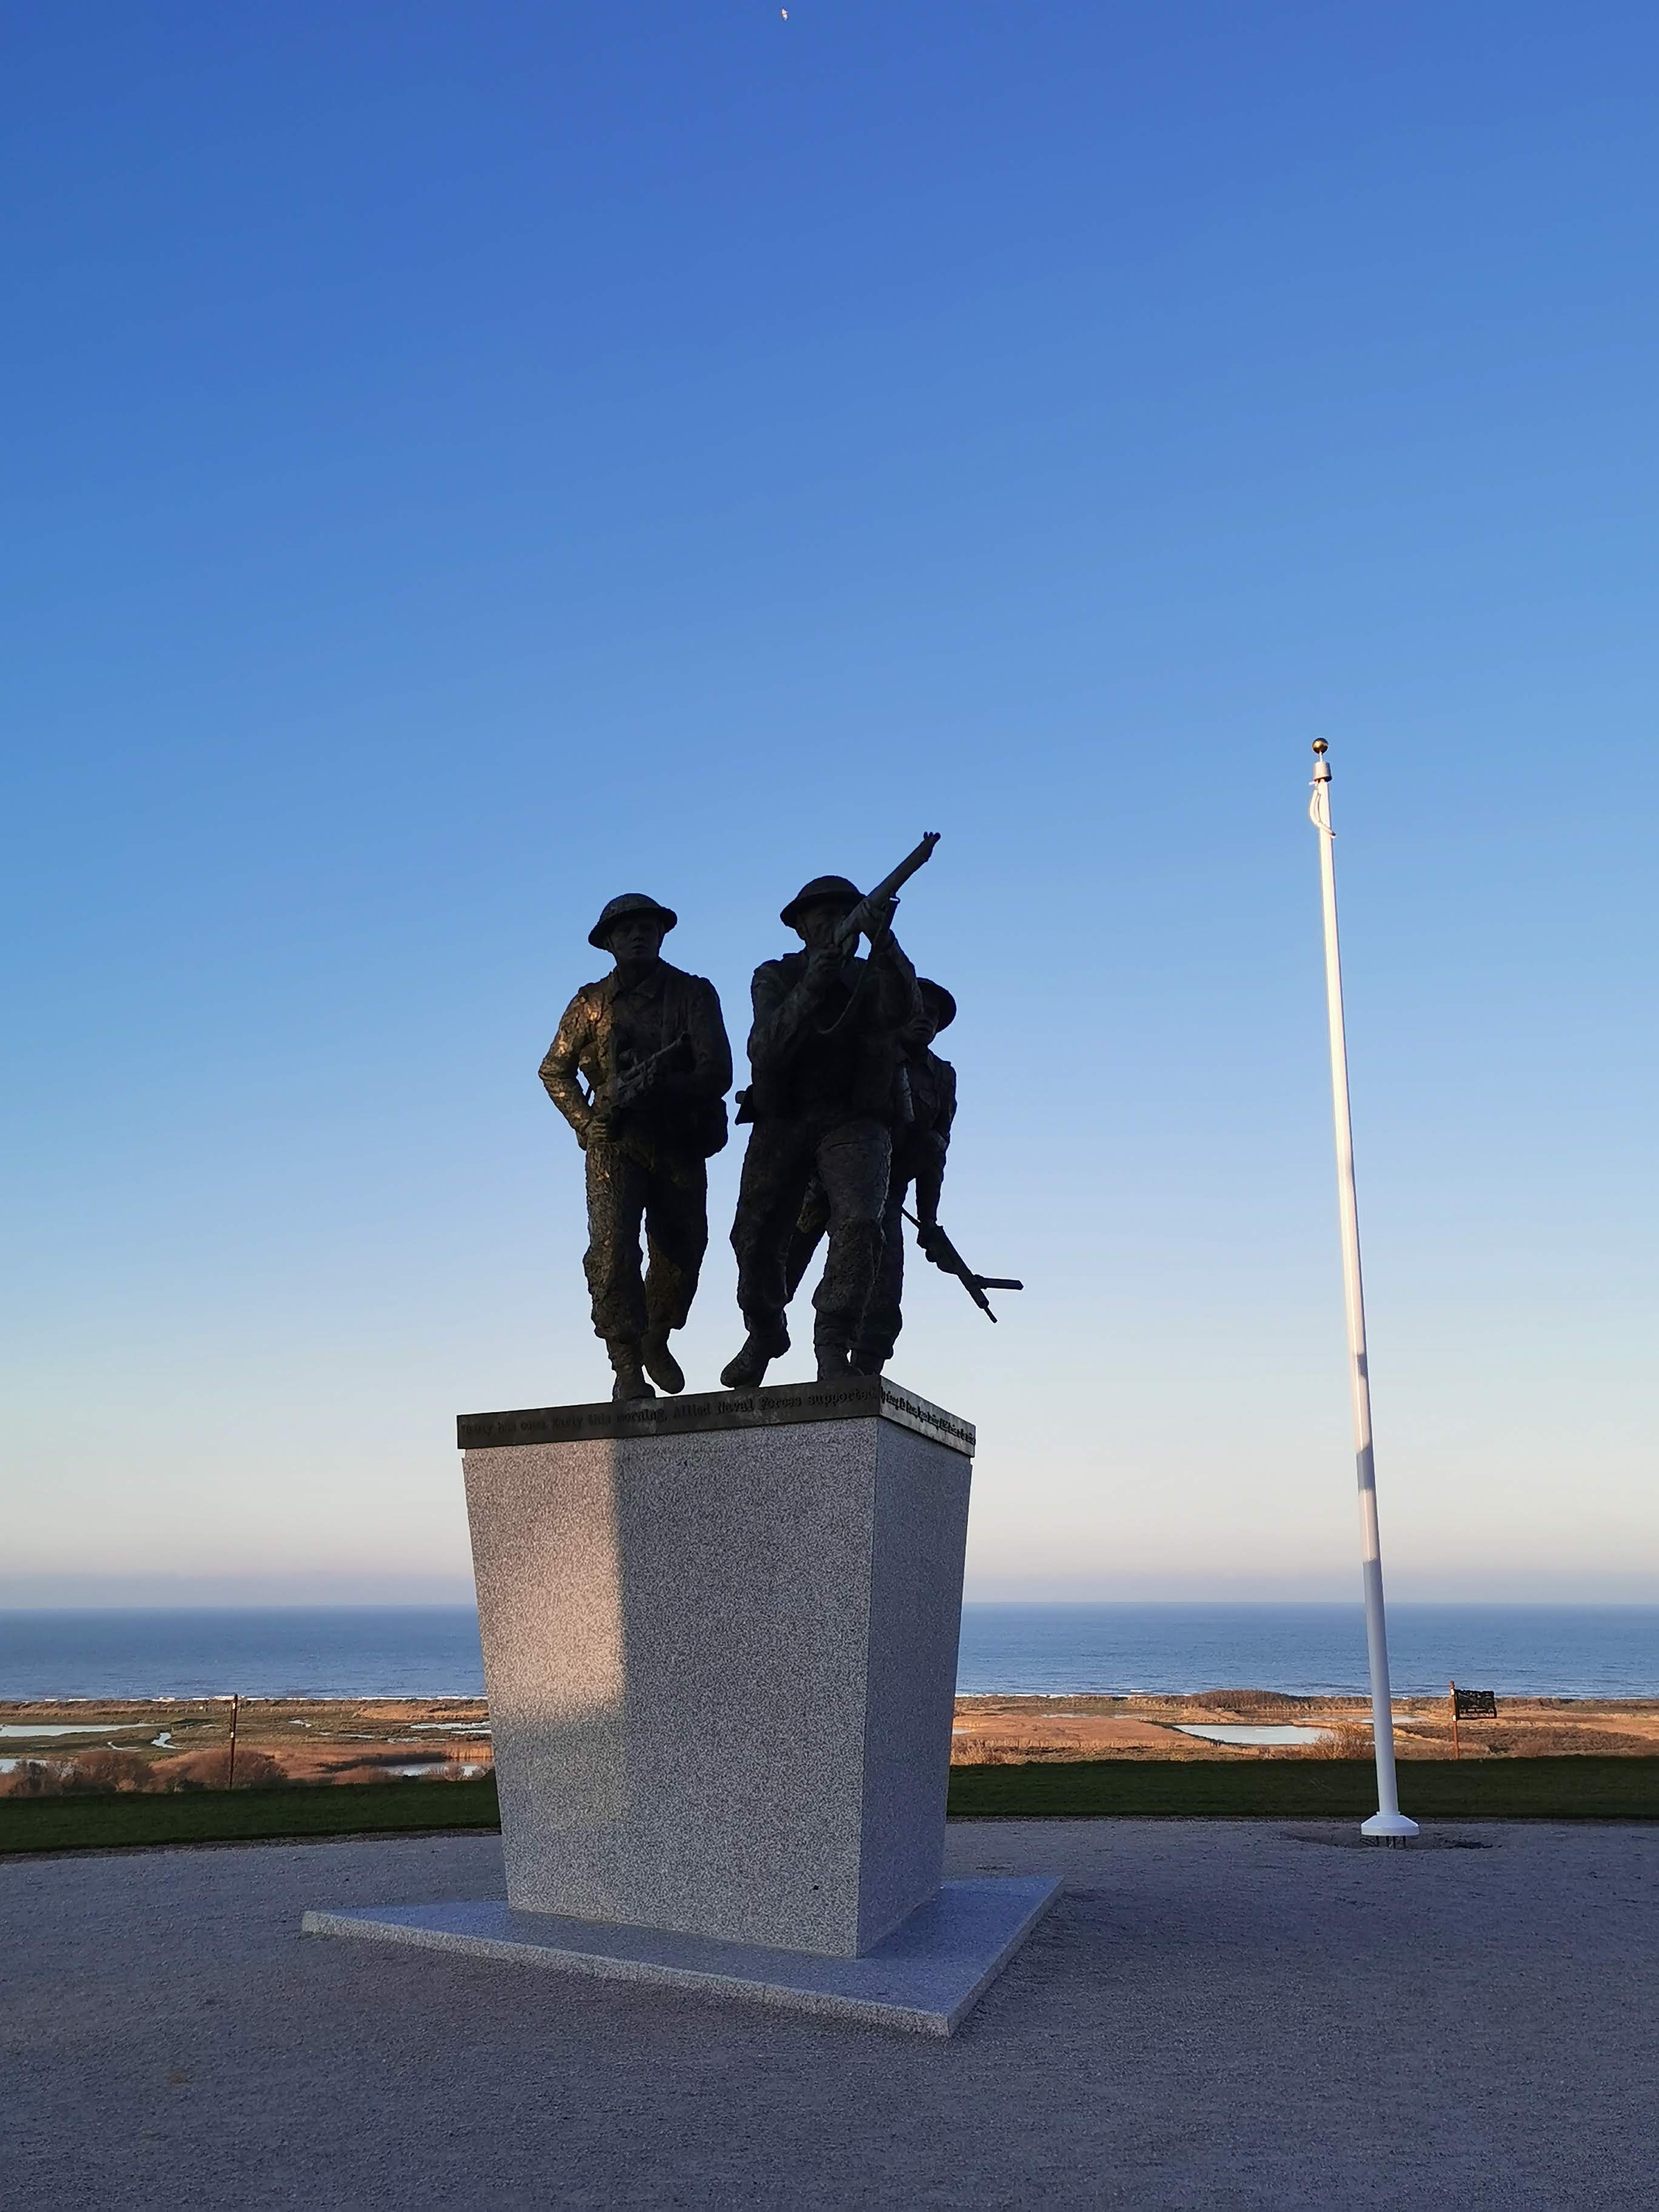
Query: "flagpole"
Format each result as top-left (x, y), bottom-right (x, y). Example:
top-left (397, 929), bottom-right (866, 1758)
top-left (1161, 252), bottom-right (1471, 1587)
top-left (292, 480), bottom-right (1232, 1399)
top-left (1308, 740), bottom-right (1418, 1842)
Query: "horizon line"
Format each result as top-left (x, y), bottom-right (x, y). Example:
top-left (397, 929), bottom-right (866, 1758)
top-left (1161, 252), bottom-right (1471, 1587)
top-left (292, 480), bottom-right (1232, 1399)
top-left (3, 1595), bottom-right (1655, 1614)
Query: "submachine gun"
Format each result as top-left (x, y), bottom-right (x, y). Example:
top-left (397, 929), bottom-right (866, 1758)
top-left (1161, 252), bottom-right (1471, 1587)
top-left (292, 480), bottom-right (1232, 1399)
top-left (902, 1207), bottom-right (1024, 1323)
top-left (608, 1030), bottom-right (694, 1113)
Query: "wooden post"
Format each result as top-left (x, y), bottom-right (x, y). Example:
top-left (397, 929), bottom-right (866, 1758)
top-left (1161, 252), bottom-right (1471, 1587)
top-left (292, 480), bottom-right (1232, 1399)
top-left (226, 1694), bottom-right (240, 1791)
top-left (1449, 1680), bottom-right (1460, 1761)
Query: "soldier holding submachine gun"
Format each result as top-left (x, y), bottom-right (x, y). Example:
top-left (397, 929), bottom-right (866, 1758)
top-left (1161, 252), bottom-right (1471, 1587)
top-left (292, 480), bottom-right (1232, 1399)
top-left (541, 893), bottom-right (732, 1403)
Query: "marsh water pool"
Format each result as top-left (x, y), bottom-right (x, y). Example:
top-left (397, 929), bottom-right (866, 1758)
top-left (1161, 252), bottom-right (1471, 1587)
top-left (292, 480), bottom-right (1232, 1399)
top-left (1173, 1724), bottom-right (1333, 1746)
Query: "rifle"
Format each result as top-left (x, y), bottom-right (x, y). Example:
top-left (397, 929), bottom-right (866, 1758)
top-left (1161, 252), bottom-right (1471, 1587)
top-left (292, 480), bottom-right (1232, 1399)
top-left (608, 1030), bottom-right (694, 1113)
top-left (902, 1206), bottom-right (1024, 1322)
top-left (832, 832), bottom-right (941, 956)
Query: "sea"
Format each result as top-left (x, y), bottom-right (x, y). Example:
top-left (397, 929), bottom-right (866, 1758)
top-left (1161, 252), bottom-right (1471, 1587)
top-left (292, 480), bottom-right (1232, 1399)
top-left (1, 1603), bottom-right (1655, 1703)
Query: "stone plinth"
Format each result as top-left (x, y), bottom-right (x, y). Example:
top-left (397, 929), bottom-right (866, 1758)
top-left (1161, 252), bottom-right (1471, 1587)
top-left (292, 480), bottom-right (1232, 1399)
top-left (460, 1377), bottom-right (974, 1957)
top-left (304, 1377), bottom-right (1061, 2030)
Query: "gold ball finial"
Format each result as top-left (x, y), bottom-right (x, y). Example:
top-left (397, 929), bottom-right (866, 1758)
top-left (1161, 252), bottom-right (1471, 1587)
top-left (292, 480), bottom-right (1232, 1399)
top-left (1312, 739), bottom-right (1329, 756)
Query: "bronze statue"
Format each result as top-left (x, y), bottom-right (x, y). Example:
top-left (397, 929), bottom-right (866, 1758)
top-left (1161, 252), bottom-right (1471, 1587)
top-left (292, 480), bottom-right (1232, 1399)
top-left (782, 978), bottom-right (958, 1374)
top-left (721, 842), bottom-right (937, 1388)
top-left (540, 894), bottom-right (732, 1401)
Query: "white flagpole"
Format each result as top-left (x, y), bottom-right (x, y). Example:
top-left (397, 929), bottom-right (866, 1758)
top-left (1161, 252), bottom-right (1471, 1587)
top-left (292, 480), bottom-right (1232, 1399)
top-left (1308, 740), bottom-right (1418, 1842)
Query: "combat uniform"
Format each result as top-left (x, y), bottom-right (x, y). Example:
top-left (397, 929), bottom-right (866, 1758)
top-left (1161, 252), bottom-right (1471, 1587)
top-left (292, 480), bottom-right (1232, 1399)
top-left (540, 954), bottom-right (731, 1361)
top-left (785, 999), bottom-right (957, 1373)
top-left (729, 916), bottom-right (923, 1371)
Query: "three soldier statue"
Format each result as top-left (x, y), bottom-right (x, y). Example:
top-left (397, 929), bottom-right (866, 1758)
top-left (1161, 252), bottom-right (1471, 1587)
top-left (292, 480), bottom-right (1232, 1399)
top-left (540, 840), bottom-right (1016, 1401)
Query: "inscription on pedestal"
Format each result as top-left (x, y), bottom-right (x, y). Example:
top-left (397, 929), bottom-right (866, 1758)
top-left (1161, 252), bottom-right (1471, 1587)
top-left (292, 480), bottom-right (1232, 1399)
top-left (457, 1375), bottom-right (975, 1458)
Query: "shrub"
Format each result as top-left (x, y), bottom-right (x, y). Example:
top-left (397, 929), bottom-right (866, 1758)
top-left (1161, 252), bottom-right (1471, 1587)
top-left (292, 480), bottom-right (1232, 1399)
top-left (0, 1760), bottom-right (64, 1798)
top-left (149, 1749), bottom-right (289, 1792)
top-left (58, 1749), bottom-right (148, 1795)
top-left (1308, 1723), bottom-right (1374, 1760)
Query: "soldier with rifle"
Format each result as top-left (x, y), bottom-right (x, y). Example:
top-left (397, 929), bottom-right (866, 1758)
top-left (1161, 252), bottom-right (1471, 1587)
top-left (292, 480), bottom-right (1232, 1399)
top-left (540, 894), bottom-right (732, 1402)
top-left (722, 839), bottom-right (936, 1387)
top-left (783, 976), bottom-right (959, 1375)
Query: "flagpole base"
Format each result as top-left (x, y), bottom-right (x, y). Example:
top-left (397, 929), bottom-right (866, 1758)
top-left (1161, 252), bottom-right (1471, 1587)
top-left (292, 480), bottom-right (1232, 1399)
top-left (1361, 1809), bottom-right (1419, 1843)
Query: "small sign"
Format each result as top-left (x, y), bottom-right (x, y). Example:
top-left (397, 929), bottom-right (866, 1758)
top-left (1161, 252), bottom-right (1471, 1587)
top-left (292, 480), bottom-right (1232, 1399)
top-left (1453, 1687), bottom-right (1498, 1719)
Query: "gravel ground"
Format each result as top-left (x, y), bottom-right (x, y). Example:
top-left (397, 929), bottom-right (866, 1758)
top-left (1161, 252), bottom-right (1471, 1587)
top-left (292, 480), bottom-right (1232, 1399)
top-left (4, 1818), bottom-right (1654, 2209)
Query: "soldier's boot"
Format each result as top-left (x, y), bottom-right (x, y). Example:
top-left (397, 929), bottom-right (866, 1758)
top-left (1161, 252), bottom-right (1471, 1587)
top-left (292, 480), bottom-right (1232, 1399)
top-left (606, 1340), bottom-right (655, 1403)
top-left (814, 1334), bottom-right (853, 1382)
top-left (848, 1347), bottom-right (887, 1376)
top-left (720, 1316), bottom-right (788, 1390)
top-left (641, 1327), bottom-right (685, 1395)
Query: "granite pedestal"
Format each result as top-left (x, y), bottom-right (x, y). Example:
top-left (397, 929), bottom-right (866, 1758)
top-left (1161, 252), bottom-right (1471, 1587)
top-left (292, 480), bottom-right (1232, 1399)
top-left (305, 1377), bottom-right (1059, 2031)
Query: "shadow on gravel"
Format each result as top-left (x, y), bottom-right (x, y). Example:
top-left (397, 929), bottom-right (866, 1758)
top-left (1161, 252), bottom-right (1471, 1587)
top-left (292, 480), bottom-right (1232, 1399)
top-left (1287, 1826), bottom-right (1495, 1850)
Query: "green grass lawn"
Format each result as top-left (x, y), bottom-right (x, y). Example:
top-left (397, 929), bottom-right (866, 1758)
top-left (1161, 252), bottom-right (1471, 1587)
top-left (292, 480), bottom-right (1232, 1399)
top-left (0, 1778), bottom-right (503, 1855)
top-left (947, 1756), bottom-right (1659, 1821)
top-left (2, 1758), bottom-right (1653, 1857)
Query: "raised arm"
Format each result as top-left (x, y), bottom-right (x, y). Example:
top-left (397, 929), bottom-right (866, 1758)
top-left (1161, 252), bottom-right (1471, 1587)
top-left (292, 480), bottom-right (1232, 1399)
top-left (746, 954), bottom-right (839, 1075)
top-left (870, 928), bottom-right (925, 1041)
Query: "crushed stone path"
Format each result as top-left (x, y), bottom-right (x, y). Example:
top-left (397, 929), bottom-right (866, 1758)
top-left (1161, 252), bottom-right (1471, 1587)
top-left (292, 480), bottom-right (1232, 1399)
top-left (4, 1818), bottom-right (1653, 2208)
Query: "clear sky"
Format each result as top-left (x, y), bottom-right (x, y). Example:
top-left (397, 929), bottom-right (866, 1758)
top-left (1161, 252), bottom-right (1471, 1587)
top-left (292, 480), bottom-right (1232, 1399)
top-left (4, 3), bottom-right (1654, 1607)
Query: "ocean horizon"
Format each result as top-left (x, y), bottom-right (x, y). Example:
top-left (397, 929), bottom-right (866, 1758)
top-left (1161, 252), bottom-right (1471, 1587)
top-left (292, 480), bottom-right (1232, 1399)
top-left (2, 1601), bottom-right (1654, 1704)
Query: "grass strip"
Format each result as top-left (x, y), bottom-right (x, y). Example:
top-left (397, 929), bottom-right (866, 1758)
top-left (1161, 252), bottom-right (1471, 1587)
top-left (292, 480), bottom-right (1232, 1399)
top-left (0, 1779), bottom-right (502, 1856)
top-left (4, 1758), bottom-right (1654, 1857)
top-left (947, 1756), bottom-right (1659, 1820)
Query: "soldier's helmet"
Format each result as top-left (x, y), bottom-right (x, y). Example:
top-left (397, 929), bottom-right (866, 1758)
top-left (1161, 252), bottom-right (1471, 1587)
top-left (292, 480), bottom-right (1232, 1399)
top-left (918, 979), bottom-right (957, 1033)
top-left (780, 874), bottom-right (861, 931)
top-left (589, 893), bottom-right (678, 951)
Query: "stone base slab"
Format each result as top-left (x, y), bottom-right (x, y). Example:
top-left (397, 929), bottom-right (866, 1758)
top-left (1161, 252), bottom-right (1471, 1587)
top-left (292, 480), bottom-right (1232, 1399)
top-left (301, 1875), bottom-right (1060, 2036)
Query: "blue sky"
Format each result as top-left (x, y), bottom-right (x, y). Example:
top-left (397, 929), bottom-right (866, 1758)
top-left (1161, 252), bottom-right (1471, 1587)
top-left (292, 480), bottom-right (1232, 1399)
top-left (4, 2), bottom-right (1654, 1605)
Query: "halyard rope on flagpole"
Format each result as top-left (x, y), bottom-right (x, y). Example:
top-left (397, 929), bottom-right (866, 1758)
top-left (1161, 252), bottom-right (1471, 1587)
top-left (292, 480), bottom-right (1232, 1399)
top-left (1309, 739), bottom-right (1418, 1842)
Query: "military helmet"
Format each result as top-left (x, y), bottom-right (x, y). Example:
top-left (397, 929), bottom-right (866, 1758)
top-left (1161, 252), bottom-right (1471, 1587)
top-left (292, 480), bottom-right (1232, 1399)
top-left (919, 978), bottom-right (957, 1032)
top-left (780, 874), bottom-right (861, 931)
top-left (588, 892), bottom-right (678, 951)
